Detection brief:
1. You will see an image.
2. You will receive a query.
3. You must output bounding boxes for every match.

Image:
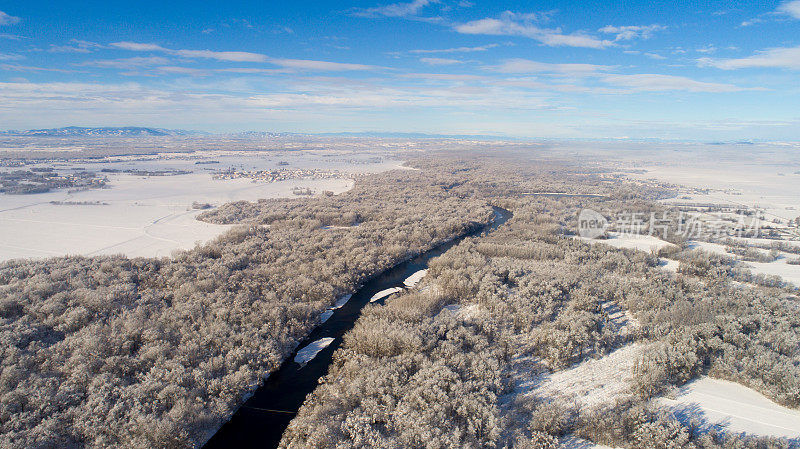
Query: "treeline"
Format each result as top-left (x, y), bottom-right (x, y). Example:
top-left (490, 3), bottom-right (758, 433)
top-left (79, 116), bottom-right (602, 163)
top-left (0, 166), bottom-right (493, 448)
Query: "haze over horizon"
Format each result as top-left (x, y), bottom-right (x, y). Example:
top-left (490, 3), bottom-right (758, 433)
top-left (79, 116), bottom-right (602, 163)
top-left (1, 1), bottom-right (799, 140)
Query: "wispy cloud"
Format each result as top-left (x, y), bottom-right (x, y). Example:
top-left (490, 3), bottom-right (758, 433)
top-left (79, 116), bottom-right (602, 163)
top-left (490, 58), bottom-right (611, 75)
top-left (109, 42), bottom-right (378, 71)
top-left (0, 53), bottom-right (24, 61)
top-left (111, 42), bottom-right (269, 62)
top-left (110, 42), bottom-right (166, 52)
top-left (699, 45), bottom-right (800, 70)
top-left (600, 74), bottom-right (751, 92)
top-left (77, 56), bottom-right (171, 69)
top-left (49, 40), bottom-right (105, 53)
top-left (742, 1), bottom-right (800, 26)
top-left (398, 73), bottom-right (483, 81)
top-left (409, 44), bottom-right (499, 54)
top-left (455, 12), bottom-right (613, 49)
top-left (778, 0), bottom-right (800, 18)
top-left (487, 59), bottom-right (751, 93)
top-left (350, 0), bottom-right (437, 18)
top-left (0, 10), bottom-right (20, 26)
top-left (269, 58), bottom-right (378, 71)
top-left (598, 24), bottom-right (665, 41)
top-left (419, 57), bottom-right (462, 65)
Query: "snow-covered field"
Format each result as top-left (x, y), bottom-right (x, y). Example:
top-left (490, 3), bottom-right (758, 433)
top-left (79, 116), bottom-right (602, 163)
top-left (577, 232), bottom-right (676, 253)
top-left (0, 152), bottom-right (405, 261)
top-left (688, 241), bottom-right (800, 287)
top-left (512, 344), bottom-right (646, 409)
top-left (618, 145), bottom-right (800, 224)
top-left (0, 173), bottom-right (353, 261)
top-left (660, 377), bottom-right (800, 440)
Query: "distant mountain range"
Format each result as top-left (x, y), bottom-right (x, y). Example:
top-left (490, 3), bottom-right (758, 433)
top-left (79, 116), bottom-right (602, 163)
top-left (1, 126), bottom-right (203, 137)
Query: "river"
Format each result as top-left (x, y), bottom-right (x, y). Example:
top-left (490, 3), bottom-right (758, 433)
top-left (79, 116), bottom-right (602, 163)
top-left (204, 206), bottom-right (511, 448)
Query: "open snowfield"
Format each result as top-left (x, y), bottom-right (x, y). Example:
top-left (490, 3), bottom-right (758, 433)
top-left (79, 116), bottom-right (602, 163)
top-left (512, 344), bottom-right (646, 409)
top-left (605, 142), bottom-right (800, 225)
top-left (0, 152), bottom-right (404, 261)
top-left (688, 241), bottom-right (800, 287)
top-left (0, 173), bottom-right (353, 261)
top-left (577, 232), bottom-right (676, 253)
top-left (660, 377), bottom-right (800, 440)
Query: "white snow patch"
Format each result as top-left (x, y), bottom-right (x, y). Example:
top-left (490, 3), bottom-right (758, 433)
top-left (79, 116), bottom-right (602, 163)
top-left (403, 269), bottom-right (428, 288)
top-left (294, 337), bottom-right (335, 365)
top-left (436, 303), bottom-right (485, 321)
top-left (600, 301), bottom-right (639, 337)
top-left (601, 232), bottom-right (676, 253)
top-left (560, 435), bottom-right (619, 449)
top-left (659, 377), bottom-right (800, 439)
top-left (369, 287), bottom-right (403, 303)
top-left (659, 258), bottom-right (680, 273)
top-left (688, 241), bottom-right (800, 287)
top-left (518, 344), bottom-right (646, 409)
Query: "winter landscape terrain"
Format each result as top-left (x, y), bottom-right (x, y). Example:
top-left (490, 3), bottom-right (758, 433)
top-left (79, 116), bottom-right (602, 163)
top-left (1, 133), bottom-right (799, 449)
top-left (3, 0), bottom-right (800, 447)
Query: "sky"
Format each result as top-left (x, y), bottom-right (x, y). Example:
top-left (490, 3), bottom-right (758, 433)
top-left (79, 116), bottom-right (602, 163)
top-left (0, 1), bottom-right (799, 140)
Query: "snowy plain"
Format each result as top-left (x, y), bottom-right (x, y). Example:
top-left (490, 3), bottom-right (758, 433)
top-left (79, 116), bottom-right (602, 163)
top-left (660, 377), bottom-right (800, 440)
top-left (0, 153), bottom-right (403, 261)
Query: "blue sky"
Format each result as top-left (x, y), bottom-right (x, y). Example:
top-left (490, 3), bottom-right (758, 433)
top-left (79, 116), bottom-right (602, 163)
top-left (0, 1), bottom-right (799, 140)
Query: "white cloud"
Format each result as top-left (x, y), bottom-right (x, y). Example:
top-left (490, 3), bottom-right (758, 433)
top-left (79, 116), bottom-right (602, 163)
top-left (399, 73), bottom-right (483, 81)
top-left (491, 58), bottom-right (611, 75)
top-left (419, 57), bottom-right (462, 65)
top-left (600, 74), bottom-right (750, 92)
top-left (0, 52), bottom-right (23, 61)
top-left (455, 12), bottom-right (613, 49)
top-left (699, 45), bottom-right (800, 70)
top-left (77, 56), bottom-right (171, 69)
top-left (351, 0), bottom-right (437, 18)
top-left (269, 58), bottom-right (378, 71)
top-left (172, 49), bottom-right (268, 62)
top-left (111, 42), bottom-right (268, 62)
top-left (488, 59), bottom-right (751, 93)
top-left (109, 42), bottom-right (377, 71)
top-left (49, 40), bottom-right (105, 53)
top-left (409, 44), bottom-right (499, 54)
top-left (110, 42), bottom-right (167, 52)
top-left (598, 24), bottom-right (665, 41)
top-left (742, 1), bottom-right (800, 26)
top-left (778, 0), bottom-right (800, 19)
top-left (0, 10), bottom-right (20, 25)
top-left (695, 45), bottom-right (717, 54)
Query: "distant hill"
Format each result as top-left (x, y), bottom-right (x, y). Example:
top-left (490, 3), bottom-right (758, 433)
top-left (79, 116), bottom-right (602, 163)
top-left (2, 126), bottom-right (203, 137)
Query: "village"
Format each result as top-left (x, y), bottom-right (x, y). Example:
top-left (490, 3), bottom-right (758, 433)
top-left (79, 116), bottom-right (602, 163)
top-left (212, 167), bottom-right (354, 183)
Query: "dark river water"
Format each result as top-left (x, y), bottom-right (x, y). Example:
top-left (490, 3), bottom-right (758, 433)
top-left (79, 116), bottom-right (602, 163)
top-left (204, 206), bottom-right (511, 449)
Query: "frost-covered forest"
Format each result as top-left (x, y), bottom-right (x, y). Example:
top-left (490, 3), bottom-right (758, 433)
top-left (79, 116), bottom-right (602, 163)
top-left (2, 152), bottom-right (799, 448)
top-left (280, 158), bottom-right (800, 449)
top-left (0, 167), bottom-right (492, 447)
